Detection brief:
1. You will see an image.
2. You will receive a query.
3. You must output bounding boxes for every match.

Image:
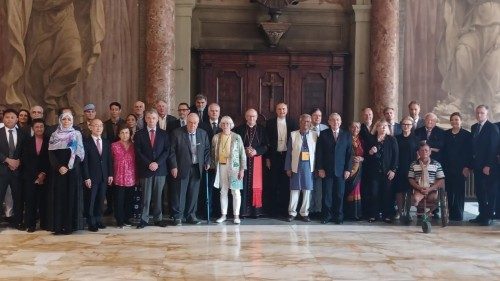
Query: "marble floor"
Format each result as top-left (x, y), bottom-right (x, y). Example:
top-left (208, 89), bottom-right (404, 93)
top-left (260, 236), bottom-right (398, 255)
top-left (0, 217), bottom-right (499, 281)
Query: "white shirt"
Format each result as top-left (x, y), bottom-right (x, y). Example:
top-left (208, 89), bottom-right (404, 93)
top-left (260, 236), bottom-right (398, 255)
top-left (91, 135), bottom-right (102, 152)
top-left (158, 115), bottom-right (167, 130)
top-left (4, 126), bottom-right (18, 147)
top-left (277, 117), bottom-right (287, 152)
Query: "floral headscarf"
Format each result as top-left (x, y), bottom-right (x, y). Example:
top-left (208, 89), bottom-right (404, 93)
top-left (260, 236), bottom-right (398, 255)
top-left (48, 112), bottom-right (85, 169)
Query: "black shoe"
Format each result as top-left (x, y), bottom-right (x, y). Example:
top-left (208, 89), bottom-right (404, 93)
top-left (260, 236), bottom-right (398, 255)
top-left (27, 227), bottom-right (36, 233)
top-left (302, 216), bottom-right (311, 222)
top-left (321, 219), bottom-right (329, 224)
top-left (123, 220), bottom-right (132, 227)
top-left (187, 218), bottom-right (201, 225)
top-left (383, 217), bottom-right (393, 224)
top-left (469, 216), bottom-right (483, 223)
top-left (16, 223), bottom-right (26, 231)
top-left (287, 215), bottom-right (295, 222)
top-left (368, 218), bottom-right (376, 223)
top-left (154, 221), bottom-right (168, 227)
top-left (480, 219), bottom-right (493, 226)
top-left (97, 223), bottom-right (106, 229)
top-left (174, 219), bottom-right (182, 226)
top-left (334, 219), bottom-right (343, 225)
top-left (88, 226), bottom-right (99, 232)
top-left (136, 220), bottom-right (148, 229)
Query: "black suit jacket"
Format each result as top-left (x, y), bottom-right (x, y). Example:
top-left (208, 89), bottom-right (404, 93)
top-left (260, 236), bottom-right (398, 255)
top-left (265, 117), bottom-right (298, 156)
top-left (315, 128), bottom-right (353, 178)
top-left (189, 105), bottom-right (209, 123)
top-left (472, 120), bottom-right (500, 171)
top-left (0, 127), bottom-right (27, 176)
top-left (199, 119), bottom-right (222, 142)
top-left (166, 119), bottom-right (184, 133)
top-left (414, 126), bottom-right (445, 162)
top-left (82, 136), bottom-right (113, 184)
top-left (103, 118), bottom-right (125, 142)
top-left (134, 127), bottom-right (170, 178)
top-left (21, 136), bottom-right (49, 182)
top-left (168, 127), bottom-right (211, 179)
top-left (365, 134), bottom-right (399, 176)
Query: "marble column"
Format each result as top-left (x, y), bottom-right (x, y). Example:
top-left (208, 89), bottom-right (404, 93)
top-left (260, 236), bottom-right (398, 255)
top-left (369, 0), bottom-right (399, 118)
top-left (146, 0), bottom-right (175, 112)
top-left (175, 0), bottom-right (196, 114)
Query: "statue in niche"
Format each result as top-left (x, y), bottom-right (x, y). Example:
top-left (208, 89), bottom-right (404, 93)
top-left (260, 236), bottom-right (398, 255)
top-left (1, 0), bottom-right (105, 123)
top-left (434, 0), bottom-right (500, 124)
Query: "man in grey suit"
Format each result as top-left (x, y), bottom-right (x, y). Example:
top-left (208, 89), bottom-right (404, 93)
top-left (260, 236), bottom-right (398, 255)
top-left (169, 113), bottom-right (211, 225)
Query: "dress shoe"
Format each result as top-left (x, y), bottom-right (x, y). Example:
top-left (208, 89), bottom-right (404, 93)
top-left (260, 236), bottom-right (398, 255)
top-left (154, 221), bottom-right (168, 227)
top-left (187, 218), bottom-right (201, 225)
top-left (216, 216), bottom-right (227, 223)
top-left (368, 218), bottom-right (376, 223)
top-left (334, 219), bottom-right (343, 225)
top-left (88, 226), bottom-right (99, 232)
top-left (97, 223), bottom-right (106, 229)
top-left (174, 219), bottom-right (182, 226)
top-left (480, 219), bottom-right (493, 226)
top-left (321, 219), bottom-right (329, 224)
top-left (16, 223), bottom-right (26, 231)
top-left (136, 220), bottom-right (148, 229)
top-left (302, 216), bottom-right (311, 222)
top-left (287, 215), bottom-right (295, 222)
top-left (469, 217), bottom-right (483, 223)
top-left (123, 220), bottom-right (132, 227)
top-left (383, 217), bottom-right (393, 224)
top-left (27, 227), bottom-right (36, 233)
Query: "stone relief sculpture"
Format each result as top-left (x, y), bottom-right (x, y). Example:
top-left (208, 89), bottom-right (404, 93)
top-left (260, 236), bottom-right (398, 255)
top-left (1, 0), bottom-right (105, 123)
top-left (434, 0), bottom-right (500, 124)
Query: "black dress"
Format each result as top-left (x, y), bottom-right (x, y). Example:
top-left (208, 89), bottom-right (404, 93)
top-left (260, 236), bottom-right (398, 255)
top-left (442, 128), bottom-right (473, 221)
top-left (48, 149), bottom-right (84, 234)
top-left (394, 133), bottom-right (419, 193)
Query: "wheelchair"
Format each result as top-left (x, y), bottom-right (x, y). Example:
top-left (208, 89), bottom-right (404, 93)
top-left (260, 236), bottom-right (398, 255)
top-left (401, 187), bottom-right (449, 233)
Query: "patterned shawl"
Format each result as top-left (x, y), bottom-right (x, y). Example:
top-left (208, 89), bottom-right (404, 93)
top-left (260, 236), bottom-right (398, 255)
top-left (48, 112), bottom-right (85, 169)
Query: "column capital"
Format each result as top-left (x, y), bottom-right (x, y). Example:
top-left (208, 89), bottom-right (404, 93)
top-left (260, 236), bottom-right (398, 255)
top-left (176, 0), bottom-right (196, 17)
top-left (352, 4), bottom-right (371, 22)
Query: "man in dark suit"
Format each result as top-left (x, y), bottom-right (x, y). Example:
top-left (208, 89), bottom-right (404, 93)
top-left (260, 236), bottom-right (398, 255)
top-left (315, 113), bottom-right (352, 224)
top-left (189, 94), bottom-right (209, 123)
top-left (103, 102), bottom-right (125, 215)
top-left (384, 107), bottom-right (402, 136)
top-left (0, 109), bottom-right (28, 230)
top-left (82, 119), bottom-right (113, 232)
top-left (21, 118), bottom-right (49, 232)
top-left (470, 105), bottom-right (499, 226)
top-left (169, 113), bottom-right (211, 225)
top-left (156, 100), bottom-right (177, 131)
top-left (414, 112), bottom-right (445, 163)
top-left (197, 103), bottom-right (222, 219)
top-left (135, 109), bottom-right (170, 228)
top-left (408, 101), bottom-right (425, 130)
top-left (166, 103), bottom-right (190, 133)
top-left (265, 103), bottom-right (298, 217)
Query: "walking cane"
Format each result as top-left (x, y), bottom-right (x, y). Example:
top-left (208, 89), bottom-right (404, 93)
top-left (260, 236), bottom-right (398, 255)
top-left (205, 170), bottom-right (210, 224)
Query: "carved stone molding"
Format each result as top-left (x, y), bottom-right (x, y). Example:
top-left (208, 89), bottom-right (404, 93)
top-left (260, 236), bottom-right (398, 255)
top-left (259, 21), bottom-right (291, 48)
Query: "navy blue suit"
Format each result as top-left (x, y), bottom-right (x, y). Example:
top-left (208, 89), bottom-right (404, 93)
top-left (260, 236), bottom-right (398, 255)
top-left (315, 128), bottom-right (353, 222)
top-left (82, 136), bottom-right (113, 227)
top-left (472, 120), bottom-right (499, 222)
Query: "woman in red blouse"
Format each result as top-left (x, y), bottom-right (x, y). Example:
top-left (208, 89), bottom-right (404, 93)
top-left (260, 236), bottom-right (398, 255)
top-left (111, 125), bottom-right (137, 227)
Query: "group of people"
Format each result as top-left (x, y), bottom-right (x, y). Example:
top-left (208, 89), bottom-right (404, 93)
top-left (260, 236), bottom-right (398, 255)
top-left (0, 96), bottom-right (499, 235)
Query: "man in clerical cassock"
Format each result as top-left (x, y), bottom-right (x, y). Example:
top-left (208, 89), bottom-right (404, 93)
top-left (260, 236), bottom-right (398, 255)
top-left (234, 109), bottom-right (269, 217)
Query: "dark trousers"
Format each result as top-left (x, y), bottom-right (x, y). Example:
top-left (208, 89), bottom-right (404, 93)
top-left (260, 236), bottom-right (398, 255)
top-left (171, 164), bottom-right (201, 220)
top-left (87, 182), bottom-right (106, 227)
top-left (474, 169), bottom-right (498, 220)
top-left (0, 172), bottom-right (23, 225)
top-left (322, 175), bottom-right (345, 221)
top-left (368, 173), bottom-right (394, 219)
top-left (268, 152), bottom-right (289, 217)
top-left (114, 186), bottom-right (134, 225)
top-left (197, 169), bottom-right (220, 219)
top-left (24, 182), bottom-right (47, 229)
top-left (105, 184), bottom-right (114, 213)
top-left (445, 175), bottom-right (465, 220)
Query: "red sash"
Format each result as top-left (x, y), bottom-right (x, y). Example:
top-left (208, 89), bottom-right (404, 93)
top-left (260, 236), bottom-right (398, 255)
top-left (252, 155), bottom-right (263, 208)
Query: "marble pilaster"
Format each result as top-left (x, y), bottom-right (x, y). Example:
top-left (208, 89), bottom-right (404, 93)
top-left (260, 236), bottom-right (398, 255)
top-left (145, 0), bottom-right (175, 112)
top-left (369, 0), bottom-right (399, 118)
top-left (175, 0), bottom-right (196, 113)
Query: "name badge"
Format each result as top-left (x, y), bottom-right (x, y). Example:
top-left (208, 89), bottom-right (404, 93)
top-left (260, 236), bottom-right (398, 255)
top-left (301, 151), bottom-right (310, 161)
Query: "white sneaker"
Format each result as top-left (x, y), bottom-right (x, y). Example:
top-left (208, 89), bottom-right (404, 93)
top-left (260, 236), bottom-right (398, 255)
top-left (216, 216), bottom-right (227, 223)
top-left (234, 218), bottom-right (241, 224)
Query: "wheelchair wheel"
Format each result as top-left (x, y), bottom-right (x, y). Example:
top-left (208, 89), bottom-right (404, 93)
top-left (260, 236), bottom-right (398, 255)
top-left (422, 221), bottom-right (431, 233)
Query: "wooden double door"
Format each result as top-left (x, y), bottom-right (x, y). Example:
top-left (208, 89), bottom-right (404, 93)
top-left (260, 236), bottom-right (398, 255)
top-left (197, 50), bottom-right (347, 125)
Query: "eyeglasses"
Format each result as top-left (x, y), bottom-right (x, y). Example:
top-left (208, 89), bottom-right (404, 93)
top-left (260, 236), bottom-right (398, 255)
top-left (178, 108), bottom-right (189, 111)
top-left (401, 123), bottom-right (413, 126)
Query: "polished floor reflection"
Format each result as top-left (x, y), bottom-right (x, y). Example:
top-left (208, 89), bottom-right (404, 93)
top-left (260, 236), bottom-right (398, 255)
top-left (0, 219), bottom-right (499, 280)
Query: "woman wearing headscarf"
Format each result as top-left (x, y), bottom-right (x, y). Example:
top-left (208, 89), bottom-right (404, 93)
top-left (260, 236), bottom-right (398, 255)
top-left (48, 112), bottom-right (85, 235)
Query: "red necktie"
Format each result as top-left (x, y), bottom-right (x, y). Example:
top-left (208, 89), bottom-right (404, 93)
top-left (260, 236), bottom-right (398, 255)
top-left (150, 129), bottom-right (155, 147)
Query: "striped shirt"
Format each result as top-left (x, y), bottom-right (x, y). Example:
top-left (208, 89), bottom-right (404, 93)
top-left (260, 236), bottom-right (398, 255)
top-left (408, 159), bottom-right (445, 184)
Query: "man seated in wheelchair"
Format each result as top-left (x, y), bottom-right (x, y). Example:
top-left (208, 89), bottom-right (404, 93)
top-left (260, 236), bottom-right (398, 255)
top-left (407, 142), bottom-right (445, 213)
